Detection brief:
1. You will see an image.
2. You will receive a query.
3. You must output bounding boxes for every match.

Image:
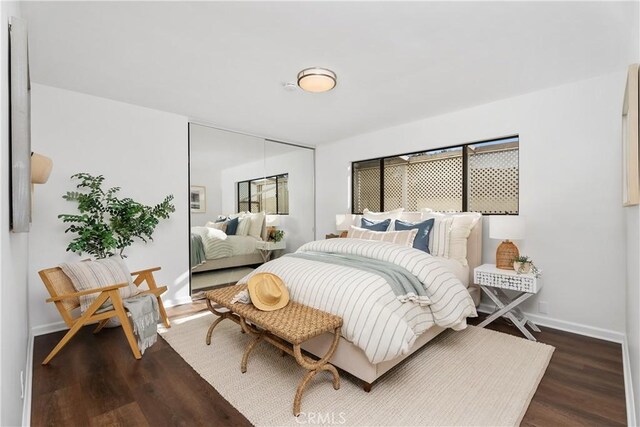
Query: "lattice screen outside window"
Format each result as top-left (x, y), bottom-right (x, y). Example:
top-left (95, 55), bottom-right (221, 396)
top-left (352, 137), bottom-right (518, 214)
top-left (467, 141), bottom-right (519, 214)
top-left (353, 160), bottom-right (381, 213)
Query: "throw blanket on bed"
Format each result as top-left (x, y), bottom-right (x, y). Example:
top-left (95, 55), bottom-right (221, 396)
top-left (286, 252), bottom-right (431, 306)
top-left (191, 226), bottom-right (233, 260)
top-left (122, 294), bottom-right (159, 354)
top-left (191, 234), bottom-right (206, 268)
top-left (238, 238), bottom-right (476, 364)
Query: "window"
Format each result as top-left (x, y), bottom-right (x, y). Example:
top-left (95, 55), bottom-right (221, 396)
top-left (352, 136), bottom-right (518, 215)
top-left (237, 174), bottom-right (289, 214)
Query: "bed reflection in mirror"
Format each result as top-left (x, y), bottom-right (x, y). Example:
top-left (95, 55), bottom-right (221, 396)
top-left (189, 124), bottom-right (315, 294)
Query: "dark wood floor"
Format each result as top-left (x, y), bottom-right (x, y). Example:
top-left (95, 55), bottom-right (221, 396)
top-left (32, 303), bottom-right (627, 426)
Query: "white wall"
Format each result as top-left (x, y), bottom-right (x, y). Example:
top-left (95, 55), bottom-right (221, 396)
top-left (0, 3), bottom-right (29, 425)
top-left (29, 84), bottom-right (190, 332)
top-left (190, 152), bottom-right (223, 227)
top-left (625, 205), bottom-right (639, 424)
top-left (317, 72), bottom-right (627, 335)
top-left (220, 148), bottom-right (315, 253)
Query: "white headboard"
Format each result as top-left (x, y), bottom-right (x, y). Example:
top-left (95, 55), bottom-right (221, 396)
top-left (466, 216), bottom-right (483, 302)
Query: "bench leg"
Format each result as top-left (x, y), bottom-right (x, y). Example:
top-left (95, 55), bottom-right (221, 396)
top-left (205, 299), bottom-right (237, 345)
top-left (294, 364), bottom-right (340, 416)
top-left (241, 335), bottom-right (263, 373)
top-left (291, 327), bottom-right (341, 416)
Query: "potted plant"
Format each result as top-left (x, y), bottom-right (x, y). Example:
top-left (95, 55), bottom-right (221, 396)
top-left (58, 173), bottom-right (175, 259)
top-left (512, 255), bottom-right (541, 277)
top-left (268, 229), bottom-right (285, 243)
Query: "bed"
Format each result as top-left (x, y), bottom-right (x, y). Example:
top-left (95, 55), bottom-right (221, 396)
top-left (191, 215), bottom-right (268, 273)
top-left (238, 212), bottom-right (482, 390)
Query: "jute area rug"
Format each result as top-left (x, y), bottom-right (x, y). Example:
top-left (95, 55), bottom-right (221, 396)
top-left (160, 312), bottom-right (554, 426)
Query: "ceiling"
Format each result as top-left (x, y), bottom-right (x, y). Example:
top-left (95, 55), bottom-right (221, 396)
top-left (23, 1), bottom-right (639, 145)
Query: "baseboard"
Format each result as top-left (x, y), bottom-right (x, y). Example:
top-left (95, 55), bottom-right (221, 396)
top-left (477, 303), bottom-right (625, 344)
top-left (22, 332), bottom-right (34, 427)
top-left (163, 295), bottom-right (193, 308)
top-left (31, 295), bottom-right (194, 337)
top-left (31, 320), bottom-right (68, 337)
top-left (622, 336), bottom-right (637, 427)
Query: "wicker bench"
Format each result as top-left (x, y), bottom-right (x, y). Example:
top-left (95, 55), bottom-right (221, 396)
top-left (204, 284), bottom-right (343, 416)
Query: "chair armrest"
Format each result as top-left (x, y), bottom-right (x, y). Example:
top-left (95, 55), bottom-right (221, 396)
top-left (130, 267), bottom-right (161, 276)
top-left (46, 283), bottom-right (128, 303)
top-left (131, 267), bottom-right (162, 290)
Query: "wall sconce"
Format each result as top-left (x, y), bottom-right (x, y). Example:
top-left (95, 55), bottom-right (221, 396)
top-left (31, 152), bottom-right (53, 186)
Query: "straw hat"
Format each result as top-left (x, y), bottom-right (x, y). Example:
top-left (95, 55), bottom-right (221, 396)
top-left (247, 273), bottom-right (289, 311)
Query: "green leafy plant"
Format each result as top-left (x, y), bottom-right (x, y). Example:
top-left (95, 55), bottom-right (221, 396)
top-left (512, 254), bottom-right (541, 277)
top-left (58, 173), bottom-right (175, 259)
top-left (269, 229), bottom-right (285, 243)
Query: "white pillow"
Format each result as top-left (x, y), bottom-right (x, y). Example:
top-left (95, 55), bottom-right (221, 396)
top-left (448, 213), bottom-right (481, 265)
top-left (236, 217), bottom-right (251, 236)
top-left (421, 212), bottom-right (454, 257)
top-left (398, 211), bottom-right (423, 223)
top-left (363, 208), bottom-right (404, 222)
top-left (246, 212), bottom-right (265, 239)
top-left (420, 210), bottom-right (481, 265)
top-left (205, 221), bottom-right (227, 233)
top-left (347, 225), bottom-right (418, 247)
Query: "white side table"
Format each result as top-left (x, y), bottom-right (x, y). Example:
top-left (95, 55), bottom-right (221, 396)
top-left (255, 240), bottom-right (286, 263)
top-left (474, 264), bottom-right (542, 341)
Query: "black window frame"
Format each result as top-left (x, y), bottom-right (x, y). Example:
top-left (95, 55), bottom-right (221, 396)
top-left (351, 135), bottom-right (519, 215)
top-left (237, 173), bottom-right (289, 215)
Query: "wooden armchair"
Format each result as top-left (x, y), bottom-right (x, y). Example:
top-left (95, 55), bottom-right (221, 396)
top-left (39, 266), bottom-right (171, 365)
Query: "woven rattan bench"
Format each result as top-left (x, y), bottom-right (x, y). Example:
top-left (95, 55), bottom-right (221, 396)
top-left (204, 284), bottom-right (343, 416)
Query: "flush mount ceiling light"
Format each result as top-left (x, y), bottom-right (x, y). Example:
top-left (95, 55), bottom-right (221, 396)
top-left (297, 67), bottom-right (337, 93)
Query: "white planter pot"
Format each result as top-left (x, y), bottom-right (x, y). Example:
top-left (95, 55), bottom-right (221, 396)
top-left (513, 261), bottom-right (532, 273)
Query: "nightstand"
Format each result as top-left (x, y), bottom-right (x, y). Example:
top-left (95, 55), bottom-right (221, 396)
top-left (474, 264), bottom-right (542, 341)
top-left (255, 240), bottom-right (286, 263)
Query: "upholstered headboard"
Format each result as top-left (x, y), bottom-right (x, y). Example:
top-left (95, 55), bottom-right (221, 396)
top-left (466, 217), bottom-right (483, 304)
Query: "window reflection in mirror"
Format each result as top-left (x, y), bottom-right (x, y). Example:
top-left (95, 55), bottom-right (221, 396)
top-left (237, 174), bottom-right (289, 215)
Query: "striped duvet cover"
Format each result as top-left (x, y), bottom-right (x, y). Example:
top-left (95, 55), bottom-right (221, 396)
top-left (238, 238), bottom-right (477, 363)
top-left (190, 227), bottom-right (233, 260)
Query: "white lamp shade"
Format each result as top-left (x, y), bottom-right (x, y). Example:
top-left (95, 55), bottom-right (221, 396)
top-left (335, 214), bottom-right (355, 231)
top-left (490, 216), bottom-right (525, 240)
top-left (265, 215), bottom-right (281, 227)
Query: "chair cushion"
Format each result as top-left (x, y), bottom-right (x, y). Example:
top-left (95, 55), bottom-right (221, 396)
top-left (59, 257), bottom-right (138, 313)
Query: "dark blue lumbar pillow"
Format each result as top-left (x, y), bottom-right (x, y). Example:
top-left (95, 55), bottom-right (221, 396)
top-left (394, 218), bottom-right (435, 253)
top-left (360, 217), bottom-right (391, 232)
top-left (226, 217), bottom-right (239, 235)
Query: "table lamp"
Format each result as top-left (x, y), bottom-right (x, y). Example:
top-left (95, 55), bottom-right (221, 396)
top-left (490, 216), bottom-right (525, 270)
top-left (265, 214), bottom-right (281, 236)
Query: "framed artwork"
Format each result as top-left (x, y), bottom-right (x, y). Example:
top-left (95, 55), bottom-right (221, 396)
top-left (9, 17), bottom-right (31, 232)
top-left (190, 186), bottom-right (206, 213)
top-left (623, 64), bottom-right (639, 207)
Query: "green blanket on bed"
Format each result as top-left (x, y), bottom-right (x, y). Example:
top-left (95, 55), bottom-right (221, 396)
top-left (285, 251), bottom-right (431, 305)
top-left (191, 233), bottom-right (206, 268)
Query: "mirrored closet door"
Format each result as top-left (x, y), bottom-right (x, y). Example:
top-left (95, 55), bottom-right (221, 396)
top-left (189, 123), bottom-right (315, 294)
